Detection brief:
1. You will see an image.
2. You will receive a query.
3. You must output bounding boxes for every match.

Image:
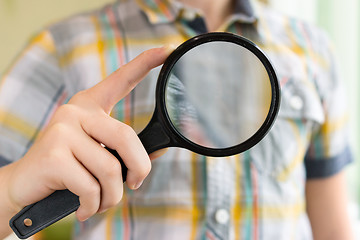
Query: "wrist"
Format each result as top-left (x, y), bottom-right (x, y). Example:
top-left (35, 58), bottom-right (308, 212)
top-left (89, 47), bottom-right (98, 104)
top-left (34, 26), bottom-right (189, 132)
top-left (0, 163), bottom-right (21, 215)
top-left (0, 162), bottom-right (21, 238)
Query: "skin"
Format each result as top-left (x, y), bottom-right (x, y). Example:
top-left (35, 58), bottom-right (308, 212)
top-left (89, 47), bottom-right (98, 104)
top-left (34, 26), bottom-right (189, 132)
top-left (0, 46), bottom-right (174, 238)
top-left (306, 171), bottom-right (354, 240)
top-left (178, 0), bottom-right (234, 31)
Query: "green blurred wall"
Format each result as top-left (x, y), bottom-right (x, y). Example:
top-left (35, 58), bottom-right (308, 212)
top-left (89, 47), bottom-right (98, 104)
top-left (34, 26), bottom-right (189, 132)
top-left (0, 0), bottom-right (114, 73)
top-left (317, 0), bottom-right (360, 202)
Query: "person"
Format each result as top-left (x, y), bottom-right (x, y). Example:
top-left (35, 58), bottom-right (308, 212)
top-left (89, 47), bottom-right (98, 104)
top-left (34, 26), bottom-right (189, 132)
top-left (0, 0), bottom-right (354, 239)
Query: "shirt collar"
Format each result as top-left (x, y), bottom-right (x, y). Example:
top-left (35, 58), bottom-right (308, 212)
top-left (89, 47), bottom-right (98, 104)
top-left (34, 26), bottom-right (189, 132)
top-left (233, 0), bottom-right (257, 23)
top-left (135, 0), bottom-right (258, 25)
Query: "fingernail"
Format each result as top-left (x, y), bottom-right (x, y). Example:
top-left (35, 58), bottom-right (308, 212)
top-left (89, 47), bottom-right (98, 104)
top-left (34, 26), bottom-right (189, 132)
top-left (163, 44), bottom-right (177, 54)
top-left (150, 148), bottom-right (168, 159)
top-left (99, 209), bottom-right (107, 214)
top-left (132, 180), bottom-right (143, 190)
top-left (76, 212), bottom-right (89, 222)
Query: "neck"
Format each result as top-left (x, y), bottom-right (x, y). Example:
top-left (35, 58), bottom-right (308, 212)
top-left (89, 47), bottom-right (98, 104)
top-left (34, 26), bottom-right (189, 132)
top-left (178, 0), bottom-right (235, 31)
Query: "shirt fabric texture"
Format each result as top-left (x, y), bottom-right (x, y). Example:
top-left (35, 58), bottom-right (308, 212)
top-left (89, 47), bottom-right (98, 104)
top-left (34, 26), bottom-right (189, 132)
top-left (0, 0), bottom-right (352, 239)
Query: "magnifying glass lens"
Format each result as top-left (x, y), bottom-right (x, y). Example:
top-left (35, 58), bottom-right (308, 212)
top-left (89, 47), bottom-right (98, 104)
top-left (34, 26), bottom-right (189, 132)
top-left (165, 41), bottom-right (272, 149)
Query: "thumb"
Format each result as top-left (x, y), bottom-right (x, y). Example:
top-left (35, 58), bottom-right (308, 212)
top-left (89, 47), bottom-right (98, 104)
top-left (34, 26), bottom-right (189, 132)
top-left (86, 45), bottom-right (176, 113)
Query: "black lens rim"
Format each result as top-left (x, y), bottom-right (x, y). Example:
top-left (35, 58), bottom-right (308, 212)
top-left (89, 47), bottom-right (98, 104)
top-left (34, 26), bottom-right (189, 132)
top-left (156, 32), bottom-right (280, 157)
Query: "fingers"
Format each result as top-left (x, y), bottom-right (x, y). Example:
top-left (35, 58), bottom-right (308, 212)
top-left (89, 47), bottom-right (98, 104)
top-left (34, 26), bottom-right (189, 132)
top-left (82, 113), bottom-right (151, 190)
top-left (42, 147), bottom-right (102, 222)
top-left (86, 46), bottom-right (175, 113)
top-left (63, 165), bottom-right (100, 222)
top-left (69, 128), bottom-right (124, 213)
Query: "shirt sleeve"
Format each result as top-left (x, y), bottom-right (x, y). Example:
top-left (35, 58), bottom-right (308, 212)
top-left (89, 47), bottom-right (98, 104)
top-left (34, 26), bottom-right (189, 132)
top-left (0, 30), bottom-right (67, 166)
top-left (304, 29), bottom-right (353, 179)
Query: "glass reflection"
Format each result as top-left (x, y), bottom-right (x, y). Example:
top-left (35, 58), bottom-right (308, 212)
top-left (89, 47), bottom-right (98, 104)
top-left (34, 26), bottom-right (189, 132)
top-left (165, 41), bottom-right (271, 149)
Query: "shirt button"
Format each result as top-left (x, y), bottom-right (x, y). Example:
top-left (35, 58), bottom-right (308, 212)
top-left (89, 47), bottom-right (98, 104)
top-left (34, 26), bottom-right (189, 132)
top-left (215, 209), bottom-right (230, 225)
top-left (290, 95), bottom-right (303, 110)
top-left (182, 10), bottom-right (197, 21)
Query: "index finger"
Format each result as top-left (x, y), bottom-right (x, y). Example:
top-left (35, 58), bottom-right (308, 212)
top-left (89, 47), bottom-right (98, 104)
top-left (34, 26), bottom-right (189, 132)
top-left (86, 46), bottom-right (175, 113)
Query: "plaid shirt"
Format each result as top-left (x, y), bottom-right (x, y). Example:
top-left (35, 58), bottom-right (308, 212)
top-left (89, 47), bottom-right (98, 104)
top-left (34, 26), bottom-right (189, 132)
top-left (0, 0), bottom-right (352, 239)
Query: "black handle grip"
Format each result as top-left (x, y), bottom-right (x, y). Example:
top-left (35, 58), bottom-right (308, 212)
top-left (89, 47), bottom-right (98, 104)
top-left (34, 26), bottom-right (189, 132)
top-left (9, 147), bottom-right (127, 239)
top-left (10, 190), bottom-right (79, 239)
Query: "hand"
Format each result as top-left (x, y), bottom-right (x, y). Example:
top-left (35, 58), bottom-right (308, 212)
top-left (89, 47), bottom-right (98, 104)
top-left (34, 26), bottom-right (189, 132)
top-left (0, 46), bottom-right (173, 232)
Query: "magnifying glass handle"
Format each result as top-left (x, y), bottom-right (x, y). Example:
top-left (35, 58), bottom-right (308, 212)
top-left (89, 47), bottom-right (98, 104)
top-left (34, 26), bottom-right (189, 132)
top-left (9, 147), bottom-right (127, 239)
top-left (9, 190), bottom-right (79, 239)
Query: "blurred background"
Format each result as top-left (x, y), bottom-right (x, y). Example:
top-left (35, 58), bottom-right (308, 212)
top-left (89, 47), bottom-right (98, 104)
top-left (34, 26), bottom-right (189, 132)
top-left (1, 0), bottom-right (359, 239)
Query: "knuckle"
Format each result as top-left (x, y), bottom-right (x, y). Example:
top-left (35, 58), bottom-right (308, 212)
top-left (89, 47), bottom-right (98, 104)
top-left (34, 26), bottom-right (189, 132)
top-left (50, 122), bottom-right (69, 135)
top-left (46, 123), bottom-right (71, 143)
top-left (102, 199), bottom-right (118, 210)
top-left (102, 189), bottom-right (123, 209)
top-left (70, 90), bottom-right (87, 103)
top-left (56, 104), bottom-right (77, 116)
top-left (116, 123), bottom-right (136, 142)
top-left (82, 114), bottom-right (104, 134)
top-left (40, 148), bottom-right (68, 180)
top-left (111, 195), bottom-right (122, 207)
top-left (53, 104), bottom-right (80, 123)
top-left (84, 182), bottom-right (101, 198)
top-left (104, 160), bottom-right (122, 179)
top-left (78, 181), bottom-right (101, 217)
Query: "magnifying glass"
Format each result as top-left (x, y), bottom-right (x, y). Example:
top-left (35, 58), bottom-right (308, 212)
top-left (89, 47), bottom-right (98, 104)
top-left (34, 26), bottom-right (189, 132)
top-left (10, 32), bottom-right (280, 239)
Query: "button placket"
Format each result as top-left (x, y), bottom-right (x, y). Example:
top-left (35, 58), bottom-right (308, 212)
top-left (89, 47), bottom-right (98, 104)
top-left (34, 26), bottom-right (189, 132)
top-left (205, 157), bottom-right (236, 239)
